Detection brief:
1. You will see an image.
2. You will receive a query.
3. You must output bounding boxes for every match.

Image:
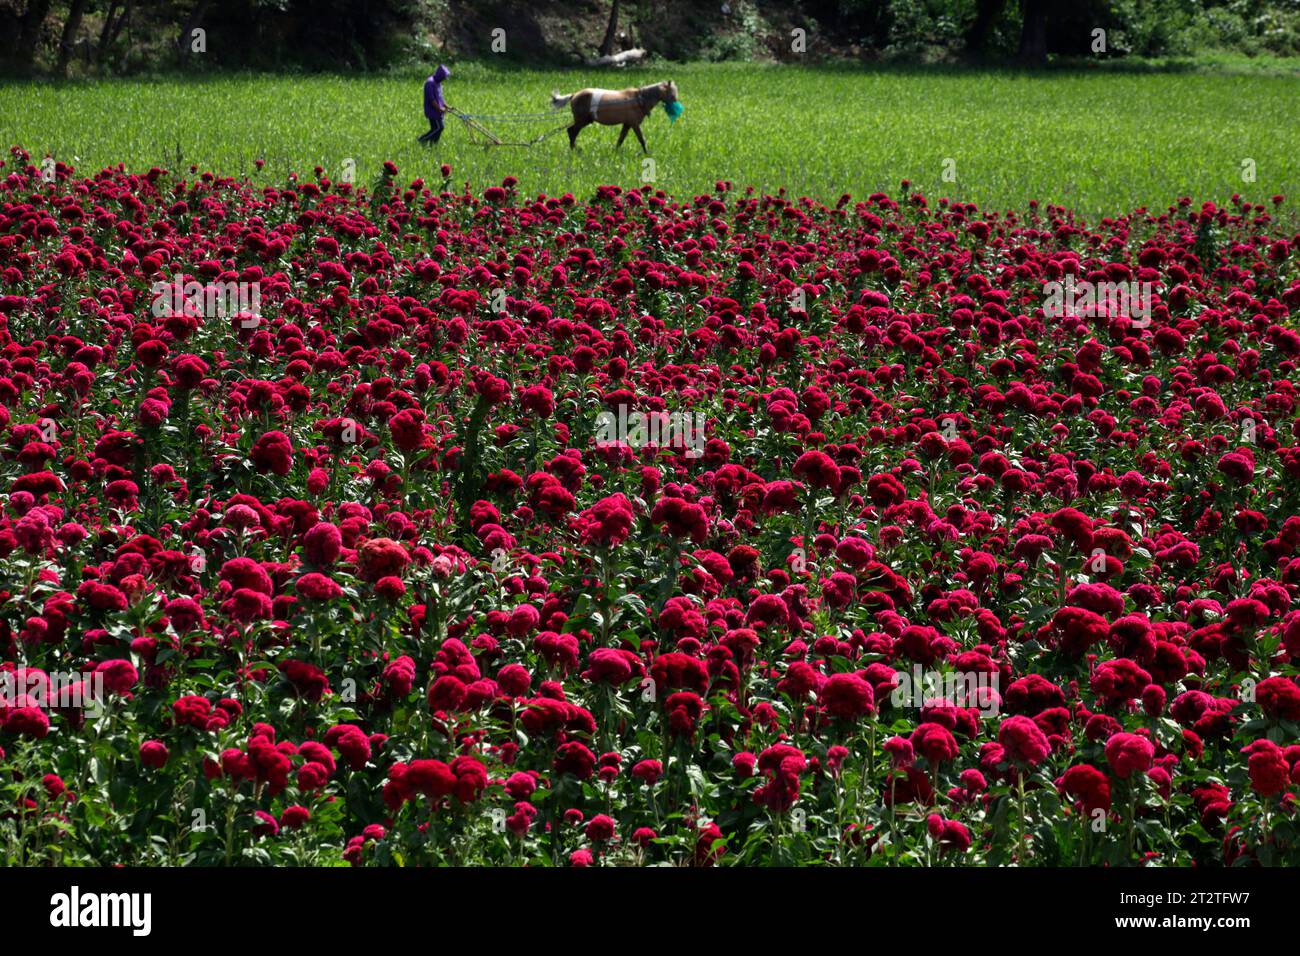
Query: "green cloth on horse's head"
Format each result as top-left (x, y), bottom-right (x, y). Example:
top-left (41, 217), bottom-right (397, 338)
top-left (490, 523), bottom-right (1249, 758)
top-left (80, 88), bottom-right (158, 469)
top-left (663, 100), bottom-right (684, 122)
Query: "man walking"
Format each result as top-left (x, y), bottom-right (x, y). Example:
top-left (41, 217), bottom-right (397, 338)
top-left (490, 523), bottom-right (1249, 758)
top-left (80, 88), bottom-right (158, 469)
top-left (418, 64), bottom-right (451, 145)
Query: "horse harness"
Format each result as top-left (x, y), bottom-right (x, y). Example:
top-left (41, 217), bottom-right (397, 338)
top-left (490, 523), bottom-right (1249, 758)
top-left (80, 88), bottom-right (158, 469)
top-left (590, 86), bottom-right (656, 123)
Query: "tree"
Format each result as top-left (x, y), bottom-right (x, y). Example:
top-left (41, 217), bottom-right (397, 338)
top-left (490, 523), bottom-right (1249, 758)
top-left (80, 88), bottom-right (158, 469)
top-left (964, 0), bottom-right (1007, 59)
top-left (599, 0), bottom-right (621, 58)
top-left (14, 0), bottom-right (54, 72)
top-left (56, 0), bottom-right (88, 76)
top-left (176, 0), bottom-right (210, 66)
top-left (94, 0), bottom-right (131, 70)
top-left (963, 0), bottom-right (1066, 64)
top-left (1017, 0), bottom-right (1051, 65)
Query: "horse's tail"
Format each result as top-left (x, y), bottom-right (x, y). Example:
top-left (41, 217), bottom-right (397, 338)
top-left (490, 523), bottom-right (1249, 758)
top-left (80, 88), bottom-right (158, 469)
top-left (550, 90), bottom-right (573, 109)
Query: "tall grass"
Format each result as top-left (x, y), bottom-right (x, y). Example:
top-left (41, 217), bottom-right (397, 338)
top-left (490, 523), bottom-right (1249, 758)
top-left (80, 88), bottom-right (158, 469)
top-left (3, 62), bottom-right (1296, 218)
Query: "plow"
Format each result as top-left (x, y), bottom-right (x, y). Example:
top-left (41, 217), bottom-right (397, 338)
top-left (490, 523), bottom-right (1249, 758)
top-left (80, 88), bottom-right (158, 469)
top-left (448, 107), bottom-right (571, 147)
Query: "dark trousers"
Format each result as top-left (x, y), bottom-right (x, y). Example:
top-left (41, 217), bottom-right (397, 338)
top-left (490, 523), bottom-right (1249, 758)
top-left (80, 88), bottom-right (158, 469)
top-left (418, 112), bottom-right (444, 144)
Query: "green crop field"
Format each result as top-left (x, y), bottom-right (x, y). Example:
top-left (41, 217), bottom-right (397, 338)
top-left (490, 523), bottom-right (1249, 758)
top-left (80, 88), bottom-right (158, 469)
top-left (3, 61), bottom-right (1297, 218)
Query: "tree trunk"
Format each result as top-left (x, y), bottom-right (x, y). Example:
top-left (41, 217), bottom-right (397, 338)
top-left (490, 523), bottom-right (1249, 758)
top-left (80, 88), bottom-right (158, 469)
top-left (95, 0), bottom-right (131, 71)
top-left (965, 0), bottom-right (1006, 59)
top-left (177, 0), bottom-right (210, 65)
top-left (120, 0), bottom-right (134, 58)
top-left (95, 1), bottom-right (119, 67)
top-left (57, 0), bottom-right (88, 77)
top-left (1017, 0), bottom-right (1048, 66)
top-left (0, 7), bottom-right (20, 61)
top-left (599, 0), bottom-right (621, 57)
top-left (15, 0), bottom-right (54, 71)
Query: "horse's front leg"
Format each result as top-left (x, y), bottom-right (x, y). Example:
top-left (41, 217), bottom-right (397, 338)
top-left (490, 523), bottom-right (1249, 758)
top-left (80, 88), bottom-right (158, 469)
top-left (633, 125), bottom-right (648, 154)
top-left (615, 124), bottom-right (631, 148)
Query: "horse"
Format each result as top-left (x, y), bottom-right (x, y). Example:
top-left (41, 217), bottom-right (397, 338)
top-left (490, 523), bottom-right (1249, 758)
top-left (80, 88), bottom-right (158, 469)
top-left (550, 80), bottom-right (678, 153)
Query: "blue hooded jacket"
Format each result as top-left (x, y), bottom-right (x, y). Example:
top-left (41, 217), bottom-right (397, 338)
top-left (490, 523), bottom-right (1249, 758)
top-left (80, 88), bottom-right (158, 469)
top-left (424, 65), bottom-right (450, 119)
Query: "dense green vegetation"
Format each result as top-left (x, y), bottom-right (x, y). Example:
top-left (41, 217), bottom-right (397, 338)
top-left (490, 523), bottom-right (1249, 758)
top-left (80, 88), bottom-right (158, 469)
top-left (4, 0), bottom-right (1300, 76)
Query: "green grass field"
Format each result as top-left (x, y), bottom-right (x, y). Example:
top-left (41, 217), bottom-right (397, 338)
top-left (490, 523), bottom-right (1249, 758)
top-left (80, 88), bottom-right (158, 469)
top-left (4, 61), bottom-right (1297, 218)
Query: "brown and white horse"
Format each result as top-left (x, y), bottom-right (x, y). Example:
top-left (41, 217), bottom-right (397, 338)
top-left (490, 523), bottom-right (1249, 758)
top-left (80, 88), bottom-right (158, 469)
top-left (550, 80), bottom-right (678, 152)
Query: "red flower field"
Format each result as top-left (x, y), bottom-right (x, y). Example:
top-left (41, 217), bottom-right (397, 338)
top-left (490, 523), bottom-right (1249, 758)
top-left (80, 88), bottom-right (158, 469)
top-left (1, 145), bottom-right (1299, 866)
